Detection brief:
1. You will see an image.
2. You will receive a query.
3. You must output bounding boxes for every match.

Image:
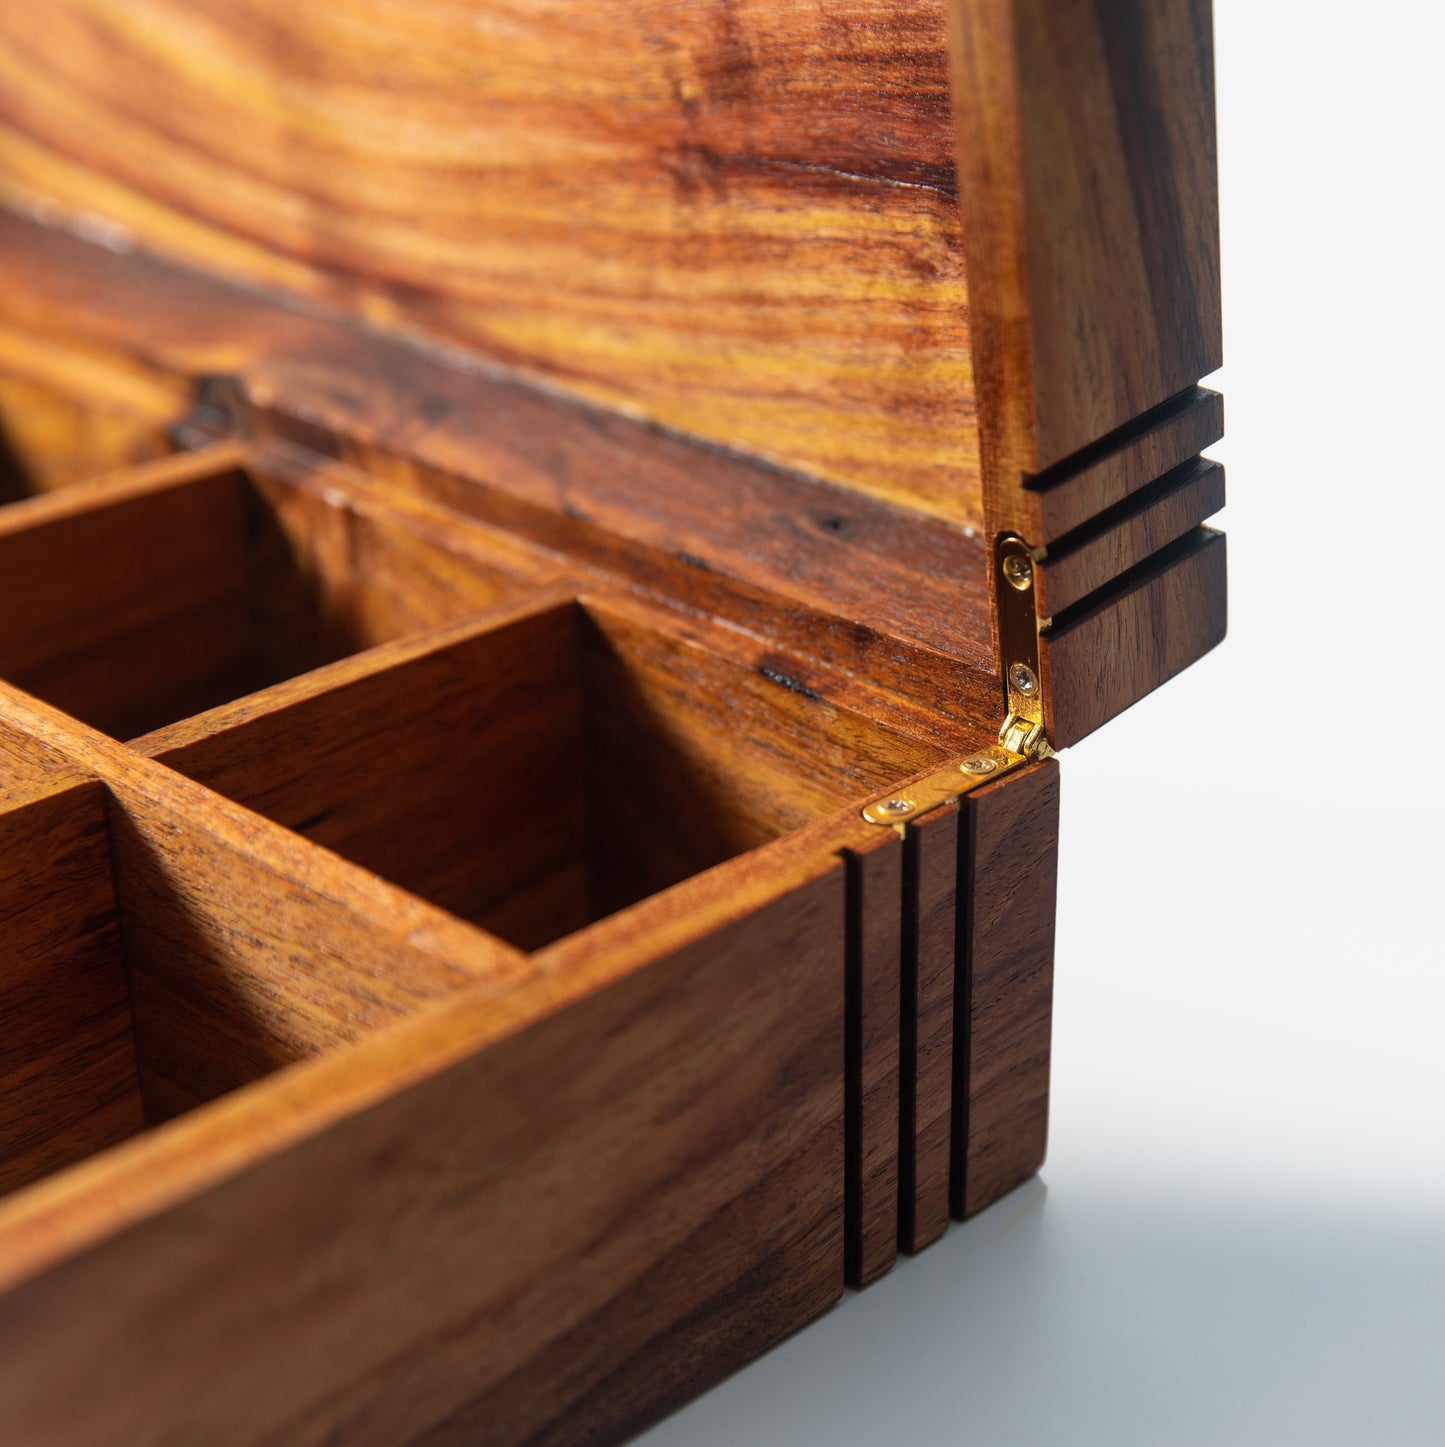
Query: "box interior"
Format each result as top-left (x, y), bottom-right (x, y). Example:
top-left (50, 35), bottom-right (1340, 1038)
top-left (0, 466), bottom-right (534, 740)
top-left (143, 597), bottom-right (944, 951)
top-left (0, 778), bottom-right (477, 1201)
top-left (0, 346), bottom-right (959, 1214)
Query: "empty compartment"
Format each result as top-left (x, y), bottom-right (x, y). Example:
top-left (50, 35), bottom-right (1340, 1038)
top-left (0, 463), bottom-right (539, 739)
top-left (143, 598), bottom-right (945, 951)
top-left (0, 776), bottom-right (479, 1200)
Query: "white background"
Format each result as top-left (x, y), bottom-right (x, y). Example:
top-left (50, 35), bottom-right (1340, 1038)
top-left (640, 2), bottom-right (1445, 1441)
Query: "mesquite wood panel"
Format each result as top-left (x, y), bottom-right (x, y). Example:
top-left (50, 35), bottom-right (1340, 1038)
top-left (0, 1), bottom-right (1226, 1442)
top-left (0, 0), bottom-right (979, 526)
top-left (0, 435), bottom-right (1031, 1443)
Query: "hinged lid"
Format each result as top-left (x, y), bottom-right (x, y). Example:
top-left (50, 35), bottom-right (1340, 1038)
top-left (0, 0), bottom-right (1226, 748)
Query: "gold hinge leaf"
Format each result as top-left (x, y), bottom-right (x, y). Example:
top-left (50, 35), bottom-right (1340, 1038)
top-left (994, 533), bottom-right (1053, 761)
top-left (856, 532), bottom-right (1053, 827)
top-left (860, 743), bottom-right (1030, 827)
top-left (860, 532), bottom-right (1053, 827)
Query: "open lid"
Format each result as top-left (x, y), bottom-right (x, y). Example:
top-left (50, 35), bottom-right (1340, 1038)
top-left (0, 0), bottom-right (1224, 749)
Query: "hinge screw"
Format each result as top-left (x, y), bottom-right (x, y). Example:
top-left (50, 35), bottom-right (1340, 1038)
top-left (879, 798), bottom-right (914, 816)
top-left (961, 756), bottom-right (998, 775)
top-left (1002, 554), bottom-right (1034, 591)
top-left (1008, 662), bottom-right (1040, 697)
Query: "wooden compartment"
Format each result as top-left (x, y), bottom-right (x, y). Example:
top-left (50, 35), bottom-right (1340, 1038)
top-left (0, 456), bottom-right (545, 741)
top-left (0, 774), bottom-right (476, 1201)
top-left (140, 594), bottom-right (946, 951)
top-left (0, 735), bottom-right (848, 1447)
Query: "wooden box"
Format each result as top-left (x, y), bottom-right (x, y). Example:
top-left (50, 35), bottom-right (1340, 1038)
top-left (0, 2), bottom-right (1224, 1442)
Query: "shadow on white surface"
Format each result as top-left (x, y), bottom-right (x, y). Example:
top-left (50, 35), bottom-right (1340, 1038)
top-left (638, 1175), bottom-right (1445, 1446)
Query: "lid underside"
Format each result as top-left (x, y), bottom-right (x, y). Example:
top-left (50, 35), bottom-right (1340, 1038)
top-left (0, 0), bottom-right (1228, 747)
top-left (0, 0), bottom-right (985, 530)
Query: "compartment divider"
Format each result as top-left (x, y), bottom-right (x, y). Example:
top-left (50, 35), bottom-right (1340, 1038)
top-left (0, 440), bottom-right (248, 523)
top-left (0, 451), bottom-right (565, 741)
top-left (0, 678), bottom-right (532, 994)
top-left (131, 586), bottom-right (582, 761)
top-left (0, 777), bottom-right (140, 1197)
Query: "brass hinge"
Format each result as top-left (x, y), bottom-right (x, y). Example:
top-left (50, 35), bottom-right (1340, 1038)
top-left (860, 743), bottom-right (1031, 826)
top-left (995, 532), bottom-right (1054, 762)
top-left (861, 533), bottom-right (1052, 828)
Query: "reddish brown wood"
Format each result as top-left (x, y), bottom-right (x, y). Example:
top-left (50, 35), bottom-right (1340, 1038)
top-left (0, 0), bottom-right (981, 525)
top-left (0, 715), bottom-right (73, 800)
top-left (0, 847), bottom-right (849, 1447)
top-left (0, 780), bottom-right (142, 1198)
top-left (1036, 458), bottom-right (1226, 619)
top-left (0, 451), bottom-right (546, 741)
top-left (140, 598), bottom-right (590, 952)
top-left (954, 758), bottom-right (1059, 1218)
top-left (1041, 527), bottom-right (1227, 748)
top-left (0, 211), bottom-right (1001, 719)
top-left (137, 591), bottom-right (941, 952)
top-left (0, 319), bottom-right (185, 498)
top-left (900, 803), bottom-right (959, 1253)
top-left (953, 0), bottom-right (1223, 540)
top-left (1028, 386), bottom-right (1225, 543)
top-left (844, 828), bottom-right (904, 1286)
top-left (106, 788), bottom-right (490, 1128)
top-left (0, 1), bottom-right (1233, 1435)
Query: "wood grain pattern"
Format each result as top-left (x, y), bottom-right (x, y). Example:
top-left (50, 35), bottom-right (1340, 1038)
top-left (0, 4), bottom-right (1230, 751)
top-left (952, 0), bottom-right (1222, 539)
top-left (0, 675), bottom-right (533, 1013)
top-left (0, 779), bottom-right (142, 1198)
top-left (248, 386), bottom-right (1001, 717)
top-left (0, 0), bottom-right (1235, 1418)
top-left (1041, 526), bottom-right (1227, 749)
top-left (844, 828), bottom-right (904, 1286)
top-left (581, 598), bottom-right (944, 924)
top-left (0, 210), bottom-right (1002, 717)
top-left (0, 319), bottom-right (185, 498)
top-left (953, 758), bottom-right (1058, 1218)
top-left (0, 454), bottom-right (541, 740)
top-left (899, 802), bottom-right (959, 1253)
top-left (142, 598), bottom-right (594, 953)
top-left (1027, 385), bottom-right (1225, 543)
top-left (0, 746), bottom-right (487, 1192)
top-left (138, 590), bottom-right (941, 951)
top-left (0, 0), bottom-right (982, 524)
top-left (0, 848), bottom-right (848, 1447)
top-left (0, 465), bottom-right (259, 738)
top-left (0, 713), bottom-right (73, 800)
top-left (1036, 458), bottom-right (1226, 619)
top-left (106, 787), bottom-right (489, 1127)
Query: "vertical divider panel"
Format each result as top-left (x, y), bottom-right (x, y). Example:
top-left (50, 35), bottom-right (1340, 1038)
top-left (0, 778), bottom-right (141, 1196)
top-left (102, 783), bottom-right (498, 1126)
top-left (899, 802), bottom-right (960, 1253)
top-left (952, 759), bottom-right (1060, 1218)
top-left (845, 829), bottom-right (904, 1287)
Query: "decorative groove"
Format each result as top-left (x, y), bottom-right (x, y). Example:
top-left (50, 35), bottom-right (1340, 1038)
top-left (1036, 456), bottom-right (1226, 617)
top-left (1026, 386), bottom-right (1224, 543)
top-left (1041, 526), bottom-right (1227, 748)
